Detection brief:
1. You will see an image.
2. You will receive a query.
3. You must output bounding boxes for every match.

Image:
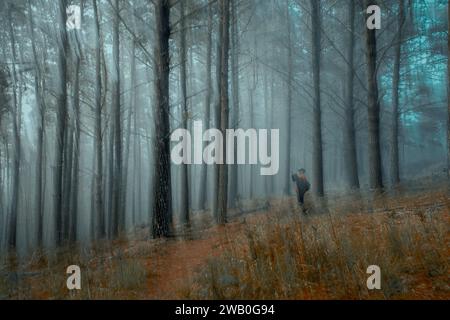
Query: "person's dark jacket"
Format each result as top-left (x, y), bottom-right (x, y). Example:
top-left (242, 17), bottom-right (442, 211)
top-left (292, 174), bottom-right (311, 195)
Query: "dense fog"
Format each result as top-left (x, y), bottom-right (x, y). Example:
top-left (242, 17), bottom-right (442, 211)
top-left (0, 0), bottom-right (448, 258)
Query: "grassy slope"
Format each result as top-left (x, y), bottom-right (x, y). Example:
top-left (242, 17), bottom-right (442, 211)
top-left (1, 187), bottom-right (449, 300)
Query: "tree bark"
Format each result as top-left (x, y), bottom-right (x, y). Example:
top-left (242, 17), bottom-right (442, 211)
top-left (93, 0), bottom-right (105, 238)
top-left (123, 26), bottom-right (136, 229)
top-left (390, 0), bottom-right (405, 187)
top-left (212, 2), bottom-right (223, 219)
top-left (111, 0), bottom-right (124, 237)
top-left (0, 69), bottom-right (6, 245)
top-left (198, 1), bottom-right (213, 211)
top-left (447, 0), bottom-right (450, 179)
top-left (62, 122), bottom-right (74, 241)
top-left (132, 57), bottom-right (142, 226)
top-left (216, 0), bottom-right (230, 225)
top-left (8, 5), bottom-right (21, 248)
top-left (68, 2), bottom-right (84, 242)
top-left (247, 42), bottom-right (256, 199)
top-left (364, 0), bottom-right (383, 190)
top-left (311, 0), bottom-right (324, 196)
top-left (27, 0), bottom-right (45, 246)
top-left (229, 0), bottom-right (239, 207)
top-left (179, 0), bottom-right (190, 224)
top-left (344, 0), bottom-right (360, 190)
top-left (70, 55), bottom-right (81, 243)
top-left (284, 0), bottom-right (293, 196)
top-left (152, 0), bottom-right (172, 238)
top-left (54, 0), bottom-right (69, 246)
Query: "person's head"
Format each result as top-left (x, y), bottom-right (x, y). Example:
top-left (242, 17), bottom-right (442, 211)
top-left (298, 168), bottom-right (306, 176)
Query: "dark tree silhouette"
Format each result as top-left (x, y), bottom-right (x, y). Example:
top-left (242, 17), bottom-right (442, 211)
top-left (152, 0), bottom-right (172, 238)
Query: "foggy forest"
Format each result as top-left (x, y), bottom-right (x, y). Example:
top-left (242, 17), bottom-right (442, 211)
top-left (0, 0), bottom-right (448, 300)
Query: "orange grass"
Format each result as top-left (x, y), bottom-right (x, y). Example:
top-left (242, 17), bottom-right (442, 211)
top-left (1, 189), bottom-right (449, 300)
top-left (182, 191), bottom-right (450, 300)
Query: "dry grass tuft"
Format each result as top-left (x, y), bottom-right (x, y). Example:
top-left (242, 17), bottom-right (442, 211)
top-left (184, 191), bottom-right (450, 300)
top-left (0, 241), bottom-right (152, 300)
top-left (1, 188), bottom-right (449, 300)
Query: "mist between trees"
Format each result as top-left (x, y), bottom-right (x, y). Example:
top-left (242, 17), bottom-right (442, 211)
top-left (0, 0), bottom-right (448, 258)
top-left (170, 121), bottom-right (280, 175)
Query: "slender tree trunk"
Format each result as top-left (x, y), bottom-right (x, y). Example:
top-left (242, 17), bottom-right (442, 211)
top-left (264, 70), bottom-right (272, 197)
top-left (8, 7), bottom-right (21, 248)
top-left (270, 57), bottom-right (276, 195)
top-left (216, 0), bottom-right (230, 225)
top-left (0, 141), bottom-right (3, 246)
top-left (131, 136), bottom-right (136, 227)
top-left (0, 73), bottom-right (4, 244)
top-left (344, 0), bottom-right (360, 190)
top-left (152, 0), bottom-right (172, 238)
top-left (122, 104), bottom-right (132, 230)
top-left (179, 0), bottom-right (190, 224)
top-left (90, 149), bottom-right (96, 239)
top-left (2, 137), bottom-right (10, 248)
top-left (107, 116), bottom-right (114, 238)
top-left (248, 60), bottom-right (256, 199)
top-left (123, 33), bottom-right (136, 229)
top-left (130, 8), bottom-right (140, 228)
top-left (70, 55), bottom-right (81, 243)
top-left (390, 0), bottom-right (405, 187)
top-left (68, 3), bottom-right (84, 242)
top-left (198, 1), bottom-right (213, 211)
top-left (212, 2), bottom-right (223, 219)
top-left (54, 0), bottom-right (69, 246)
top-left (447, 1), bottom-right (450, 179)
top-left (133, 99), bottom-right (142, 225)
top-left (311, 0), bottom-right (324, 197)
top-left (364, 0), bottom-right (383, 190)
top-left (5, 139), bottom-right (10, 216)
top-left (229, 0), bottom-right (239, 208)
top-left (27, 0), bottom-right (45, 247)
top-left (131, 97), bottom-right (140, 227)
top-left (62, 124), bottom-right (74, 241)
top-left (284, 0), bottom-right (293, 196)
top-left (111, 0), bottom-right (123, 237)
top-left (93, 0), bottom-right (105, 239)
top-left (187, 43), bottom-right (195, 212)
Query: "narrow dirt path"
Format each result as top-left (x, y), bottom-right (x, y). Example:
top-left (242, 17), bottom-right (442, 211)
top-left (145, 234), bottom-right (221, 298)
top-left (143, 213), bottom-right (265, 299)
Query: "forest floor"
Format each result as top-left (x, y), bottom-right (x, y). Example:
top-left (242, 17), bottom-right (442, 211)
top-left (1, 183), bottom-right (449, 300)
